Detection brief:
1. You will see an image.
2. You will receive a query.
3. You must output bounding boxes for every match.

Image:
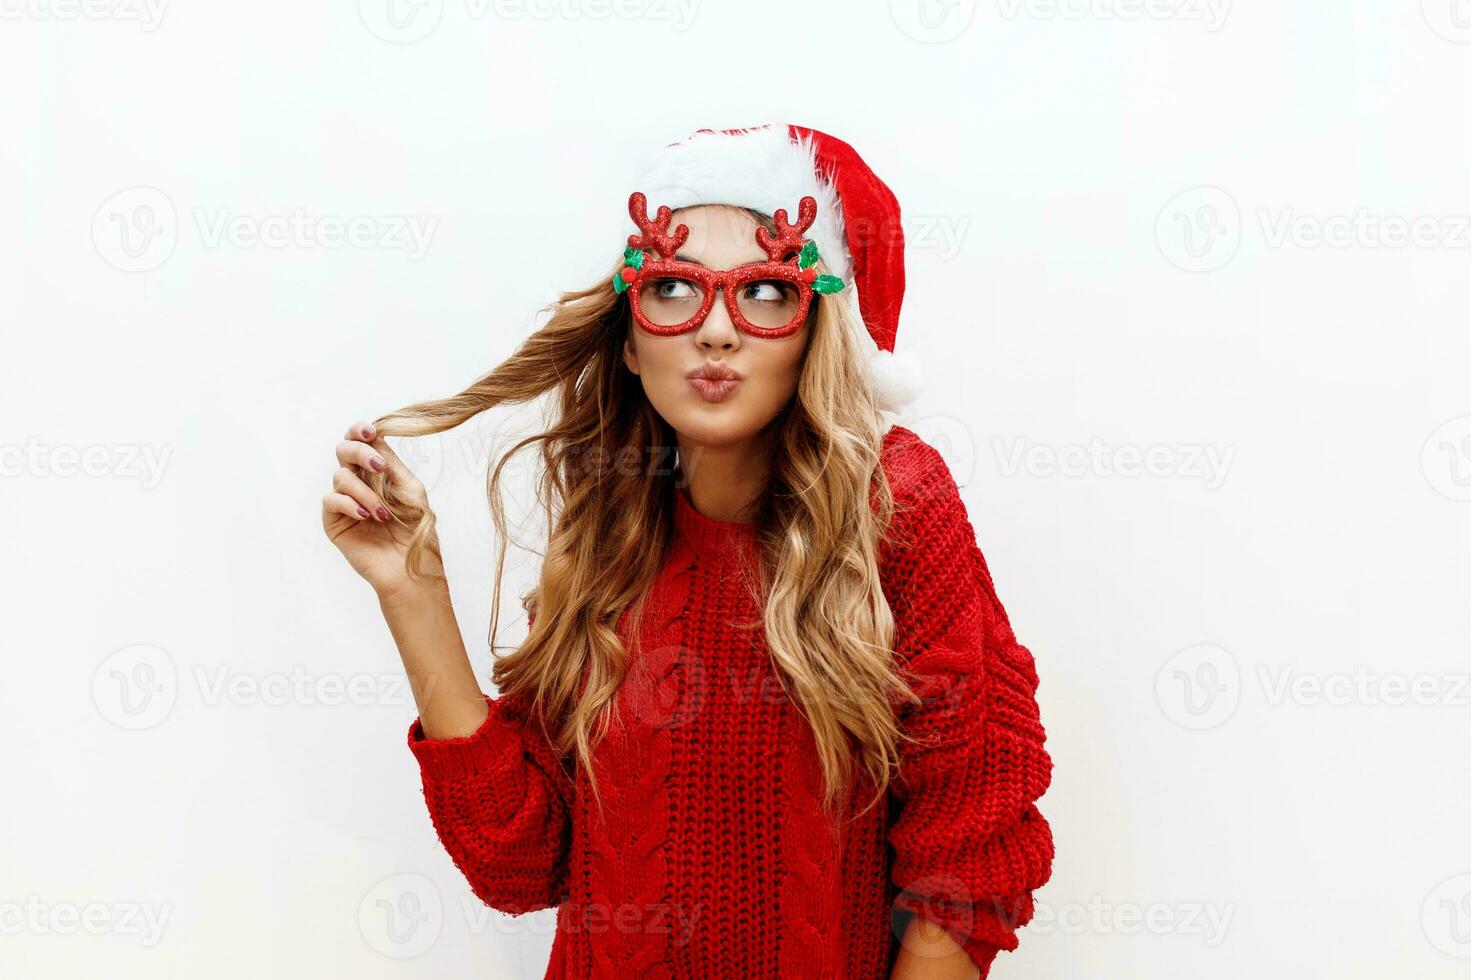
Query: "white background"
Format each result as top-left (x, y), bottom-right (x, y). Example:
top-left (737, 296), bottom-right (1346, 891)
top-left (3, 1), bottom-right (1470, 977)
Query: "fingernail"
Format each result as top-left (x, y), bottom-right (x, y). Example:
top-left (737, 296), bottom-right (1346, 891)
top-left (357, 506), bottom-right (371, 519)
top-left (369, 456), bottom-right (385, 472)
top-left (361, 426), bottom-right (375, 439)
top-left (376, 506), bottom-right (390, 522)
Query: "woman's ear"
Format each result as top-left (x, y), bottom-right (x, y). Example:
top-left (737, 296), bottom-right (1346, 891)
top-left (622, 334), bottom-right (640, 375)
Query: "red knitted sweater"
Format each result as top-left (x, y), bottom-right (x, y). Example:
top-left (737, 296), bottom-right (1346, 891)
top-left (406, 425), bottom-right (1054, 978)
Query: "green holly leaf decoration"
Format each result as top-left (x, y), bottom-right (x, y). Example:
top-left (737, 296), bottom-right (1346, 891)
top-left (622, 246), bottom-right (644, 271)
top-left (797, 240), bottom-right (819, 270)
top-left (612, 274), bottom-right (630, 295)
top-left (811, 274), bottom-right (844, 294)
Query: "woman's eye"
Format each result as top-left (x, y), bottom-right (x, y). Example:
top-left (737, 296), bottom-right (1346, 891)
top-left (653, 278), bottom-right (697, 299)
top-left (743, 280), bottom-right (789, 303)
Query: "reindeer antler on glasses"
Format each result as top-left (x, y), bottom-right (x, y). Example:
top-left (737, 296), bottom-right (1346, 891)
top-left (626, 192), bottom-right (689, 259)
top-left (754, 195), bottom-right (842, 293)
top-left (755, 196), bottom-right (817, 263)
top-left (613, 192), bottom-right (689, 295)
top-left (612, 190), bottom-right (845, 296)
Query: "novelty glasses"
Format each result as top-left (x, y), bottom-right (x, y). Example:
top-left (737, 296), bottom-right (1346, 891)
top-left (612, 191), bottom-right (845, 339)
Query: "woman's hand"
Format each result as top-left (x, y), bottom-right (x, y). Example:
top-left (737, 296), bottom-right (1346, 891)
top-left (321, 419), bottom-right (441, 602)
top-left (889, 915), bottom-right (981, 980)
top-left (321, 420), bottom-right (484, 737)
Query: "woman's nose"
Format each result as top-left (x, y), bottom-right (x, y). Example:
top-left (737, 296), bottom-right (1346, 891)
top-left (695, 288), bottom-right (740, 347)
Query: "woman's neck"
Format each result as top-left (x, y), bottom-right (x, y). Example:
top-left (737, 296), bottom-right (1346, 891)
top-left (675, 433), bottom-right (770, 525)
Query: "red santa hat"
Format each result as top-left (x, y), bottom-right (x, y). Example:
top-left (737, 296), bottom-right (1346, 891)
top-left (624, 122), bottom-right (924, 414)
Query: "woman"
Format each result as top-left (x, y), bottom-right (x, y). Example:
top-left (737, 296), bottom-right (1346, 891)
top-left (321, 123), bottom-right (1053, 979)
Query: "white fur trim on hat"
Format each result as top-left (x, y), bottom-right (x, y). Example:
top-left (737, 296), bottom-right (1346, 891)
top-left (627, 124), bottom-right (852, 283)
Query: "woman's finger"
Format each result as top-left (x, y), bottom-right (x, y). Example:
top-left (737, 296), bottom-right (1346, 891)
top-left (339, 420), bottom-right (427, 499)
top-left (336, 439), bottom-right (387, 474)
top-left (364, 434), bottom-right (426, 495)
top-left (332, 466), bottom-right (389, 522)
top-left (322, 492), bottom-right (372, 522)
top-left (344, 419), bottom-right (379, 443)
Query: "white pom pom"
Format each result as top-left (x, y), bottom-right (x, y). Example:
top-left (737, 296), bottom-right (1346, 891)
top-left (867, 347), bottom-right (924, 413)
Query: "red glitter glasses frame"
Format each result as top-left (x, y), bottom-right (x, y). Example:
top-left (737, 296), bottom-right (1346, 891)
top-left (616, 191), bottom-right (826, 340)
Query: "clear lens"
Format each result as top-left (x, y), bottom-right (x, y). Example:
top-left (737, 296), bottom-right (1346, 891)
top-left (735, 279), bottom-right (803, 330)
top-left (637, 277), bottom-right (704, 327)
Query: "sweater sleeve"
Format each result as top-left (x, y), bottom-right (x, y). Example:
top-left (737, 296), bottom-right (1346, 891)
top-left (880, 433), bottom-right (1055, 975)
top-left (407, 682), bottom-right (573, 914)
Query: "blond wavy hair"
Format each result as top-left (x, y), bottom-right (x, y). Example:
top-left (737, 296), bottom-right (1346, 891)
top-left (366, 206), bottom-right (924, 822)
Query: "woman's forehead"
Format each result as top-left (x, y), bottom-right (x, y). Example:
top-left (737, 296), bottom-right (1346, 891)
top-left (666, 204), bottom-right (769, 266)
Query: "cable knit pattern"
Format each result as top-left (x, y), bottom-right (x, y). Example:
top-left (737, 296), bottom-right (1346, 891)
top-left (880, 427), bottom-right (1056, 970)
top-left (408, 685), bottom-right (574, 914)
top-left (778, 703), bottom-right (844, 978)
top-left (405, 424), bottom-right (1054, 978)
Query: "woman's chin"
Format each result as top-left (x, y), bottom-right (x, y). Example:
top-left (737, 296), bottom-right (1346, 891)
top-left (664, 407), bottom-right (763, 448)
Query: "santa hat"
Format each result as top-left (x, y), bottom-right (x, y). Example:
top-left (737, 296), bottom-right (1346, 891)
top-left (624, 123), bottom-right (924, 414)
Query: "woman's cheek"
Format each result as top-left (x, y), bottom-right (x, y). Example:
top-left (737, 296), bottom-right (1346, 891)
top-left (774, 346), bottom-right (806, 401)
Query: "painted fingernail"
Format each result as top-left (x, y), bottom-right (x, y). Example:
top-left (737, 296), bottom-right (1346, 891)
top-left (357, 506), bottom-right (371, 519)
top-left (376, 506), bottom-right (390, 521)
top-left (361, 426), bottom-right (375, 439)
top-left (369, 456), bottom-right (385, 472)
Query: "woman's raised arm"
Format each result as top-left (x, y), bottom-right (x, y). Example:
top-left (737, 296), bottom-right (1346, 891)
top-left (323, 419), bottom-right (572, 911)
